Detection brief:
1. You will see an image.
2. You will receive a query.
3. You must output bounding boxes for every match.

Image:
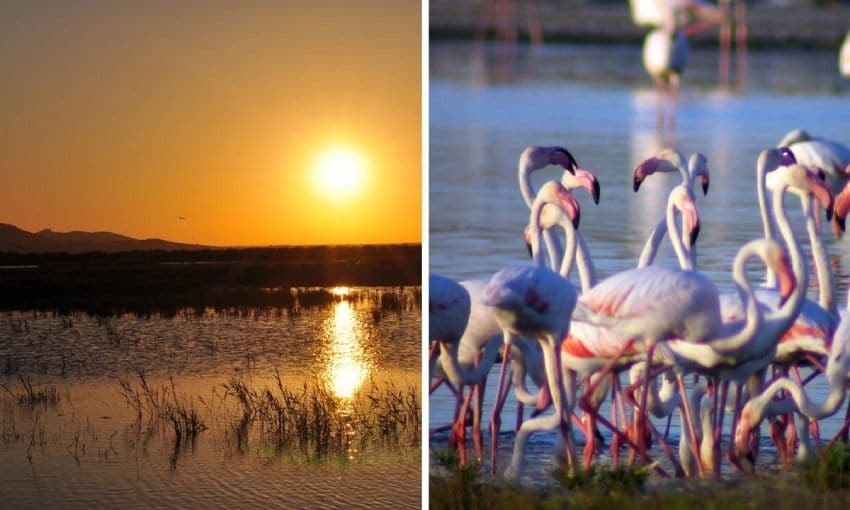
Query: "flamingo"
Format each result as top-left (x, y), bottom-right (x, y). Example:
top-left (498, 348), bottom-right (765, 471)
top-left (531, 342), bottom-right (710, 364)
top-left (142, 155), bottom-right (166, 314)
top-left (722, 149), bottom-right (837, 366)
top-left (518, 146), bottom-right (582, 266)
top-left (776, 129), bottom-right (850, 196)
top-left (735, 299), bottom-right (850, 465)
top-left (429, 274), bottom-right (471, 379)
top-left (569, 182), bottom-right (709, 464)
top-left (660, 162), bottom-right (829, 474)
top-left (431, 279), bottom-right (503, 464)
top-left (642, 20), bottom-right (689, 130)
top-left (632, 149), bottom-right (709, 268)
top-left (484, 180), bottom-right (582, 479)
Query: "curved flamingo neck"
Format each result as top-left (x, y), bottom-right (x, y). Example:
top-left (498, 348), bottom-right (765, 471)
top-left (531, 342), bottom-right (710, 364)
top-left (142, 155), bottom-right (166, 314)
top-left (667, 188), bottom-right (693, 271)
top-left (575, 231), bottom-right (597, 292)
top-left (757, 155), bottom-right (779, 287)
top-left (803, 195), bottom-right (836, 315)
top-left (768, 183), bottom-right (807, 329)
top-left (438, 339), bottom-right (500, 385)
top-left (530, 199), bottom-right (577, 278)
top-left (519, 158), bottom-right (536, 209)
top-left (705, 245), bottom-right (762, 353)
top-left (752, 370), bottom-right (847, 426)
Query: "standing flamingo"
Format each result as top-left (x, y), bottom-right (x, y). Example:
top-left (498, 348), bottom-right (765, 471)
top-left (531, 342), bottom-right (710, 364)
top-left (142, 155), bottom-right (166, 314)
top-left (569, 182), bottom-right (709, 464)
top-left (484, 180), bottom-right (582, 479)
top-left (643, 20), bottom-right (689, 130)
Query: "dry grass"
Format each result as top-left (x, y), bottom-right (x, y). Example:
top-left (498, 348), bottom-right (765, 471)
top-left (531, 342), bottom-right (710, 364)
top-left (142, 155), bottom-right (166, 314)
top-left (1, 375), bottom-right (60, 407)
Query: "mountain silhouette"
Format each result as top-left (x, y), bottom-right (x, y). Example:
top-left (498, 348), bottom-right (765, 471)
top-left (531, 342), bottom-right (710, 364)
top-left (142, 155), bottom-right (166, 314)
top-left (0, 223), bottom-right (209, 253)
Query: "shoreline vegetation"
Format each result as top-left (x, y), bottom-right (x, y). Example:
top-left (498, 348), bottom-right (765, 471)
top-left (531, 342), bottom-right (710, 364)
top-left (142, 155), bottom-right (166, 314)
top-left (429, 0), bottom-right (850, 50)
top-left (430, 445), bottom-right (850, 509)
top-left (0, 244), bottom-right (421, 316)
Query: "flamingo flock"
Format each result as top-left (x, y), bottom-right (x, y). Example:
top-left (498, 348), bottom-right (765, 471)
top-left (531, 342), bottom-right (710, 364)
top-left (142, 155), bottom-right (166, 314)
top-left (430, 141), bottom-right (850, 482)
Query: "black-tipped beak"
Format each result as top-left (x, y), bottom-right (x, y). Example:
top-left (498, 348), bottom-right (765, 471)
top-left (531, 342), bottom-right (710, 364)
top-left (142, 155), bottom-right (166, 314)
top-left (592, 179), bottom-right (601, 204)
top-left (572, 209), bottom-right (581, 230)
top-left (633, 175), bottom-right (643, 193)
top-left (525, 240), bottom-right (533, 258)
top-left (701, 175), bottom-right (710, 196)
top-left (690, 221), bottom-right (700, 246)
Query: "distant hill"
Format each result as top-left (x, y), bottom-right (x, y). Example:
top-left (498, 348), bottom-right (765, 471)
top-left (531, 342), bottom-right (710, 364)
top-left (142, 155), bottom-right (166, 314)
top-left (0, 223), bottom-right (209, 254)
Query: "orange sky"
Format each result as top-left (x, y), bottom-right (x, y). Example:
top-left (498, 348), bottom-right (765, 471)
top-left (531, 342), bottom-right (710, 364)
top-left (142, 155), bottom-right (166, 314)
top-left (0, 2), bottom-right (421, 246)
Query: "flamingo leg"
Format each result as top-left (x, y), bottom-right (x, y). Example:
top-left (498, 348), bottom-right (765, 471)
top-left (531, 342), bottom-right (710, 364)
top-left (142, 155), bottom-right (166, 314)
top-left (452, 385), bottom-right (474, 465)
top-left (727, 384), bottom-right (747, 473)
top-left (489, 332), bottom-right (515, 473)
top-left (735, 0), bottom-right (747, 93)
top-left (719, 0), bottom-right (731, 90)
top-left (713, 381), bottom-right (729, 477)
top-left (637, 343), bottom-right (656, 465)
top-left (472, 379), bottom-right (485, 465)
top-left (489, 368), bottom-right (513, 474)
top-left (677, 372), bottom-right (705, 477)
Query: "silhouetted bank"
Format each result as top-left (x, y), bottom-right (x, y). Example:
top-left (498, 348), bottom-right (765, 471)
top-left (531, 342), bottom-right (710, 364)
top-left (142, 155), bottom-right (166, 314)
top-left (0, 245), bottom-right (421, 316)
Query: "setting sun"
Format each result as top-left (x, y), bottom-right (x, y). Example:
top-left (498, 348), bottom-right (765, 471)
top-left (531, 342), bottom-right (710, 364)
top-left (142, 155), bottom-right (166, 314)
top-left (315, 146), bottom-right (366, 198)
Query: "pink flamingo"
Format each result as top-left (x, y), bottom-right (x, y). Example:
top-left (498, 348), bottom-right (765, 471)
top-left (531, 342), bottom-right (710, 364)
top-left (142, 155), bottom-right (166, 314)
top-left (735, 298), bottom-right (850, 466)
top-left (662, 162), bottom-right (829, 474)
top-left (484, 180), bottom-right (582, 479)
top-left (569, 182), bottom-right (709, 466)
top-left (632, 149), bottom-right (709, 268)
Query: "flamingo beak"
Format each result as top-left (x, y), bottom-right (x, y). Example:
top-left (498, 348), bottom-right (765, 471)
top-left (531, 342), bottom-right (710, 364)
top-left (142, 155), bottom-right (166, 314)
top-left (523, 225), bottom-right (533, 258)
top-left (807, 172), bottom-right (834, 221)
top-left (701, 173), bottom-right (710, 195)
top-left (633, 158), bottom-right (658, 192)
top-left (570, 168), bottom-right (601, 204)
top-left (777, 254), bottom-right (796, 307)
top-left (832, 181), bottom-right (850, 238)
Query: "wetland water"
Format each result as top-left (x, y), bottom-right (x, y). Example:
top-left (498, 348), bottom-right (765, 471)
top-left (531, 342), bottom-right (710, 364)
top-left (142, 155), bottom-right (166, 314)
top-left (0, 287), bottom-right (420, 508)
top-left (429, 40), bottom-right (850, 482)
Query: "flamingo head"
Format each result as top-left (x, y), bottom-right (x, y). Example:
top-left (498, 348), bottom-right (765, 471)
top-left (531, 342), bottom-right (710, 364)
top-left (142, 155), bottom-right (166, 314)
top-left (562, 168), bottom-right (600, 204)
top-left (734, 405), bottom-right (757, 470)
top-left (689, 153), bottom-right (710, 195)
top-left (771, 163), bottom-right (834, 222)
top-left (537, 180), bottom-right (581, 231)
top-left (525, 181), bottom-right (581, 259)
top-left (671, 185), bottom-right (700, 246)
top-left (521, 146), bottom-right (578, 175)
top-left (832, 177), bottom-right (850, 238)
top-left (777, 146), bottom-right (797, 167)
top-left (633, 149), bottom-right (686, 192)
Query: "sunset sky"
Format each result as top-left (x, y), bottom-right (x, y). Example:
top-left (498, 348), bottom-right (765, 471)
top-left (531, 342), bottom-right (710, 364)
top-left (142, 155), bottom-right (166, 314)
top-left (0, 2), bottom-right (420, 246)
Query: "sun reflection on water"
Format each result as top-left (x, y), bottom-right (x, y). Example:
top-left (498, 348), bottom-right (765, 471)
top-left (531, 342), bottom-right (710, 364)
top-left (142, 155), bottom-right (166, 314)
top-left (323, 300), bottom-right (369, 400)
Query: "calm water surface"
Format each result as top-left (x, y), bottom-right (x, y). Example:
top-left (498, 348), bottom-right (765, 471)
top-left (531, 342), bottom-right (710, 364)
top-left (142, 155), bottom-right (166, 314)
top-left (1, 287), bottom-right (420, 508)
top-left (430, 40), bottom-right (850, 482)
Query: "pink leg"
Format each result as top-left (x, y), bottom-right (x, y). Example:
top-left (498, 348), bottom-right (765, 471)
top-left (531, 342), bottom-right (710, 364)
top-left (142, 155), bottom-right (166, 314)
top-left (637, 343), bottom-right (656, 465)
top-left (719, 1), bottom-right (730, 90)
top-left (735, 0), bottom-right (747, 93)
top-left (489, 333), bottom-right (514, 473)
top-left (489, 368), bottom-right (513, 474)
top-left (712, 381), bottom-right (729, 477)
top-left (677, 372), bottom-right (705, 477)
top-left (727, 385), bottom-right (747, 473)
